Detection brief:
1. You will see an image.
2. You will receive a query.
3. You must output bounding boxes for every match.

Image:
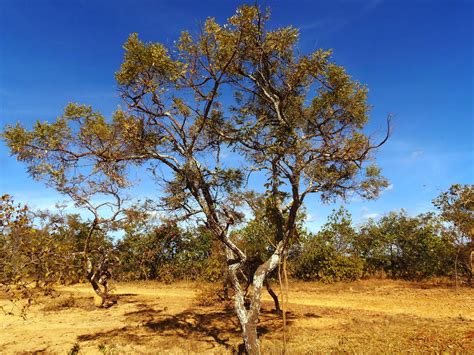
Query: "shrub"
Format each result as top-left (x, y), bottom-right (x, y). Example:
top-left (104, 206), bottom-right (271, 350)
top-left (292, 236), bottom-right (365, 282)
top-left (355, 211), bottom-right (456, 280)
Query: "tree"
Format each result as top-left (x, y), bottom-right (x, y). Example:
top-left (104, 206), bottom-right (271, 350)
top-left (0, 196), bottom-right (83, 316)
top-left (210, 7), bottom-right (389, 352)
top-left (2, 5), bottom-right (388, 352)
top-left (318, 207), bottom-right (357, 255)
top-left (355, 211), bottom-right (453, 280)
top-left (293, 207), bottom-right (364, 282)
top-left (433, 184), bottom-right (474, 286)
top-left (1, 194), bottom-right (38, 316)
top-left (113, 6), bottom-right (388, 351)
top-left (2, 104), bottom-right (130, 307)
top-left (116, 217), bottom-right (222, 282)
top-left (355, 217), bottom-right (394, 276)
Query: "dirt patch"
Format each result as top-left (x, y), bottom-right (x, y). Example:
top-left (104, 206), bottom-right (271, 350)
top-left (0, 280), bottom-right (473, 353)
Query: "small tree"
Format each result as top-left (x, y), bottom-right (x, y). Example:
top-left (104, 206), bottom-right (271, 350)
top-left (319, 207), bottom-right (358, 255)
top-left (355, 211), bottom-right (453, 280)
top-left (2, 104), bottom-right (131, 306)
top-left (116, 218), bottom-right (220, 282)
top-left (0, 195), bottom-right (81, 315)
top-left (1, 194), bottom-right (37, 316)
top-left (433, 184), bottom-right (474, 286)
top-left (293, 207), bottom-right (364, 282)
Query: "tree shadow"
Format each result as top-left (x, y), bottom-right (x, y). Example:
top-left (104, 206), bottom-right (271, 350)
top-left (114, 293), bottom-right (146, 305)
top-left (124, 305), bottom-right (164, 322)
top-left (304, 312), bottom-right (322, 318)
top-left (76, 304), bottom-right (296, 351)
top-left (143, 305), bottom-right (297, 349)
top-left (77, 326), bottom-right (142, 343)
top-left (407, 280), bottom-right (457, 290)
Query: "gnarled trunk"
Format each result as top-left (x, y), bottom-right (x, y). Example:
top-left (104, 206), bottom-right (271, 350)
top-left (86, 257), bottom-right (110, 307)
top-left (227, 244), bottom-right (283, 354)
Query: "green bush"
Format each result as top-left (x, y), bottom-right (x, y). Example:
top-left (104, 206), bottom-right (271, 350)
top-left (292, 207), bottom-right (364, 283)
top-left (355, 211), bottom-right (456, 280)
top-left (292, 234), bottom-right (364, 283)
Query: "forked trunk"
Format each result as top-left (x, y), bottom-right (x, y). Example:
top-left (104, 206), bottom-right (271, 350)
top-left (86, 257), bottom-right (109, 307)
top-left (231, 269), bottom-right (261, 354)
top-left (89, 276), bottom-right (107, 307)
top-left (228, 245), bottom-right (283, 354)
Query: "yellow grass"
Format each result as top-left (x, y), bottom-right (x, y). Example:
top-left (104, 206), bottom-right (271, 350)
top-left (1, 279), bottom-right (473, 353)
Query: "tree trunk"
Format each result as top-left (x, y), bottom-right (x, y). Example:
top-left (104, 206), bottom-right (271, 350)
top-left (227, 244), bottom-right (283, 354)
top-left (86, 257), bottom-right (109, 307)
top-left (241, 319), bottom-right (260, 354)
top-left (229, 269), bottom-right (259, 353)
top-left (469, 250), bottom-right (473, 285)
top-left (265, 279), bottom-right (280, 312)
top-left (82, 220), bottom-right (109, 306)
top-left (454, 248), bottom-right (460, 291)
top-left (232, 278), bottom-right (261, 354)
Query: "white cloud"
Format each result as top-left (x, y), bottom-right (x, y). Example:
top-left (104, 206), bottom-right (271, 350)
top-left (410, 150), bottom-right (423, 159)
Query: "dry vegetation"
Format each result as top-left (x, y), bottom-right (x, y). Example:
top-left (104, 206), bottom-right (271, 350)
top-left (1, 279), bottom-right (473, 354)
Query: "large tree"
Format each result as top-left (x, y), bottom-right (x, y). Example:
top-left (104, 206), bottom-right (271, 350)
top-left (114, 6), bottom-right (388, 352)
top-left (2, 5), bottom-right (389, 353)
top-left (210, 6), bottom-right (389, 352)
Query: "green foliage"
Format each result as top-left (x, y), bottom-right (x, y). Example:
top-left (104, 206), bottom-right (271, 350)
top-left (0, 194), bottom-right (115, 313)
top-left (292, 241), bottom-right (364, 283)
top-left (291, 207), bottom-right (462, 282)
top-left (292, 207), bottom-right (364, 282)
top-left (433, 184), bottom-right (474, 282)
top-left (355, 211), bottom-right (456, 280)
top-left (0, 196), bottom-right (77, 314)
top-left (115, 222), bottom-right (224, 282)
top-left (116, 33), bottom-right (184, 88)
top-left (318, 207), bottom-right (357, 254)
top-left (2, 103), bottom-right (129, 191)
top-left (433, 184), bottom-right (474, 239)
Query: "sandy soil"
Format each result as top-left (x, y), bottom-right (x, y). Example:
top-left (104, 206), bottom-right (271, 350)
top-left (1, 280), bottom-right (473, 354)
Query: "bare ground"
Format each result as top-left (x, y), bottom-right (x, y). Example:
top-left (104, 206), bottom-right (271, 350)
top-left (1, 279), bottom-right (473, 354)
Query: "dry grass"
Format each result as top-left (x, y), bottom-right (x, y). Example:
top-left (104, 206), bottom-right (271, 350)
top-left (1, 279), bottom-right (473, 353)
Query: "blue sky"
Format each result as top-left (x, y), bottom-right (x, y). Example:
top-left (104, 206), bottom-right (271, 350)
top-left (0, 0), bottom-right (472, 231)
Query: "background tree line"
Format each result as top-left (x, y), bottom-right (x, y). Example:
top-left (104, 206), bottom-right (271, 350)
top-left (2, 184), bottom-right (472, 292)
top-left (116, 184), bottom-right (473, 284)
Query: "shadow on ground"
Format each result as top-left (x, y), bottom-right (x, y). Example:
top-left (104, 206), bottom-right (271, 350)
top-left (76, 303), bottom-right (298, 351)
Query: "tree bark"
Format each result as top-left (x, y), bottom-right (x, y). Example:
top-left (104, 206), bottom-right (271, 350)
top-left (454, 248), bottom-right (460, 291)
top-left (470, 250), bottom-right (474, 284)
top-left (228, 244), bottom-right (283, 354)
top-left (242, 320), bottom-right (260, 354)
top-left (86, 257), bottom-right (108, 307)
top-left (265, 279), bottom-right (280, 312)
